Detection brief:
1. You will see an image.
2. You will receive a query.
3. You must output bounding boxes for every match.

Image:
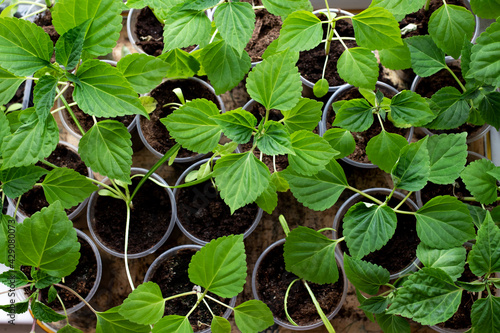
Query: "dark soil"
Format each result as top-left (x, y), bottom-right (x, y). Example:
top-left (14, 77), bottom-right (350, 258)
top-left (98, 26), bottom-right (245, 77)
top-left (141, 79), bottom-right (221, 157)
top-left (256, 243), bottom-right (344, 326)
top-left (93, 177), bottom-right (172, 254)
top-left (22, 235), bottom-right (98, 311)
top-left (337, 193), bottom-right (419, 275)
top-left (34, 10), bottom-right (59, 46)
top-left (297, 14), bottom-right (358, 86)
top-left (17, 143), bottom-right (89, 217)
top-left (149, 248), bottom-right (229, 331)
top-left (176, 180), bottom-right (259, 242)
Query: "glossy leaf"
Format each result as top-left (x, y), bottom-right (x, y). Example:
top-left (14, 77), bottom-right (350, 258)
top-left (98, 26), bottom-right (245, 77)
top-left (96, 306), bottom-right (151, 333)
top-left (117, 54), bottom-right (168, 94)
top-left (0, 66), bottom-right (24, 105)
top-left (471, 295), bottom-right (500, 333)
top-left (31, 300), bottom-right (66, 323)
top-left (366, 131), bottom-right (408, 173)
top-left (163, 10), bottom-right (211, 51)
top-left (468, 212), bottom-right (500, 277)
top-left (378, 44), bottom-right (412, 70)
top-left (233, 300), bottom-right (274, 333)
top-left (343, 255), bottom-right (390, 295)
top-left (416, 243), bottom-right (466, 281)
top-left (256, 120), bottom-right (294, 155)
top-left (214, 2), bottom-right (255, 54)
top-left (351, 7), bottom-right (403, 50)
top-left (391, 137), bottom-right (430, 191)
top-left (211, 316), bottom-right (231, 333)
top-left (322, 128), bottom-right (356, 159)
top-left (427, 133), bottom-right (468, 184)
top-left (468, 19), bottom-right (500, 87)
top-left (261, 0), bottom-right (312, 18)
top-left (159, 48), bottom-right (200, 79)
top-left (376, 312), bottom-right (411, 333)
top-left (406, 35), bottom-right (447, 77)
top-left (119, 282), bottom-right (165, 325)
top-left (337, 47), bottom-right (378, 90)
top-left (0, 165), bottom-right (47, 198)
top-left (281, 98), bottom-right (323, 133)
top-left (277, 10), bottom-right (322, 52)
top-left (389, 90), bottom-right (435, 127)
top-left (461, 159), bottom-right (498, 205)
top-left (55, 20), bottom-right (89, 70)
top-left (0, 270), bottom-right (29, 288)
top-left (332, 98), bottom-right (373, 132)
top-left (426, 87), bottom-right (470, 130)
top-left (288, 130), bottom-right (336, 176)
top-left (212, 108), bottom-right (256, 144)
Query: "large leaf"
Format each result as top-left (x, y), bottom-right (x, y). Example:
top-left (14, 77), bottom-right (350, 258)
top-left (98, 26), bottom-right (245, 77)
top-left (389, 90), bottom-right (435, 127)
top-left (406, 35), bottom-right (447, 77)
top-left (233, 300), bottom-right (274, 333)
top-left (158, 48), bottom-right (200, 79)
top-left (288, 130), bottom-right (337, 176)
top-left (467, 212), bottom-right (500, 277)
top-left (79, 120), bottom-right (132, 184)
top-left (478, 91), bottom-right (500, 130)
top-left (378, 44), bottom-right (412, 70)
top-left (415, 196), bottom-right (475, 249)
top-left (180, 0), bottom-right (219, 11)
top-left (337, 47), bottom-right (378, 90)
top-left (15, 202), bottom-right (80, 277)
top-left (0, 66), bottom-right (24, 105)
top-left (343, 202), bottom-right (397, 259)
top-left (33, 75), bottom-right (58, 120)
top-left (468, 19), bottom-right (500, 87)
top-left (55, 20), bottom-right (89, 70)
top-left (96, 306), bottom-right (151, 333)
top-left (332, 98), bottom-right (373, 132)
top-left (277, 10), bottom-right (322, 52)
top-left (211, 316), bottom-right (231, 333)
top-left (0, 165), bottom-right (47, 198)
top-left (255, 121), bottom-right (294, 155)
top-left (471, 295), bottom-right (500, 333)
top-left (214, 2), bottom-right (255, 54)
top-left (58, 325), bottom-right (84, 333)
top-left (388, 267), bottom-right (462, 325)
top-left (0, 270), bottom-right (29, 288)
top-left (261, 0), bottom-right (312, 18)
top-left (73, 59), bottom-right (148, 118)
top-left (470, 0), bottom-right (500, 19)
top-left (283, 226), bottom-right (339, 284)
top-left (189, 234), bottom-right (246, 298)
top-left (213, 153), bottom-right (270, 213)
top-left (376, 312), bottom-right (411, 333)
top-left (0, 18), bottom-right (52, 76)
top-left (281, 98), bottom-right (322, 133)
top-left (119, 282), bottom-right (165, 325)
top-left (351, 7), bottom-right (402, 50)
top-left (428, 4), bottom-right (476, 59)
top-left (52, 0), bottom-right (122, 56)
top-left (427, 133), bottom-right (468, 185)
top-left (246, 52), bottom-right (302, 111)
top-left (163, 9), bottom-right (211, 51)
top-left (369, 0), bottom-right (426, 21)
top-left (31, 301), bottom-right (66, 323)
top-left (152, 315), bottom-right (193, 333)
top-left (391, 137), bottom-right (430, 191)
top-left (322, 128), bottom-right (355, 159)
top-left (163, 99), bottom-right (222, 154)
top-left (211, 108), bottom-right (256, 144)
top-left (426, 87), bottom-right (470, 130)
top-left (117, 54), bottom-right (168, 94)
top-left (461, 158), bottom-right (498, 205)
top-left (283, 158), bottom-right (348, 211)
top-left (366, 131), bottom-right (408, 173)
top-left (416, 243), bottom-right (466, 281)
top-left (41, 168), bottom-right (97, 209)
top-left (201, 39), bottom-right (251, 94)
top-left (343, 255), bottom-right (390, 295)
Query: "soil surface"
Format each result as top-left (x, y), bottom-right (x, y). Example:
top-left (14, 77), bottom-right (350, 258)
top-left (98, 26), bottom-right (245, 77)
top-left (256, 243), bottom-right (344, 326)
top-left (93, 177), bottom-right (172, 254)
top-left (17, 143), bottom-right (89, 217)
top-left (176, 180), bottom-right (259, 242)
top-left (141, 79), bottom-right (221, 158)
top-left (149, 248), bottom-right (229, 331)
top-left (34, 10), bottom-right (59, 46)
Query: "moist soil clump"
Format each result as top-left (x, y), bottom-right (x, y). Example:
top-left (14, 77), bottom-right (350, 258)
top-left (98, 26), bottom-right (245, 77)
top-left (149, 248), bottom-right (229, 331)
top-left (256, 244), bottom-right (343, 326)
top-left (141, 79), bottom-right (221, 158)
top-left (93, 177), bottom-right (172, 254)
top-left (176, 180), bottom-right (259, 242)
top-left (22, 236), bottom-right (98, 311)
top-left (337, 194), bottom-right (419, 274)
top-left (17, 143), bottom-right (88, 217)
top-left (34, 10), bottom-right (59, 46)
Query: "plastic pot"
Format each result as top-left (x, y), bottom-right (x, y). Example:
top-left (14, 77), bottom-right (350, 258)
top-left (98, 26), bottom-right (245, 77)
top-left (174, 158), bottom-right (263, 245)
top-left (144, 244), bottom-right (236, 333)
top-left (320, 82), bottom-right (414, 169)
top-left (333, 188), bottom-right (421, 280)
top-left (87, 167), bottom-right (176, 259)
top-left (252, 238), bottom-right (348, 330)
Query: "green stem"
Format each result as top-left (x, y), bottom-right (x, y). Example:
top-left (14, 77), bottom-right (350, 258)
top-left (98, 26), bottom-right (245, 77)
top-left (54, 284), bottom-right (97, 314)
top-left (317, 227), bottom-right (335, 233)
top-left (253, 5), bottom-right (265, 9)
top-left (393, 209), bottom-right (416, 215)
top-left (20, 7), bottom-right (46, 19)
top-left (386, 187), bottom-right (396, 203)
top-left (332, 28), bottom-right (349, 51)
top-left (56, 293), bottom-right (70, 326)
top-left (376, 113), bottom-right (386, 132)
top-left (50, 102), bottom-right (78, 115)
top-left (445, 66), bottom-right (466, 92)
top-left (321, 37), bottom-right (356, 43)
top-left (209, 28), bottom-right (219, 44)
top-left (124, 203), bottom-right (135, 291)
top-left (88, 178), bottom-right (124, 199)
top-left (15, 1), bottom-right (46, 7)
top-left (202, 298), bottom-right (215, 317)
top-left (40, 159), bottom-right (59, 169)
top-left (461, 196), bottom-right (478, 202)
top-left (14, 194), bottom-right (21, 220)
top-left (279, 215), bottom-right (290, 236)
top-left (54, 83), bottom-right (70, 102)
top-left (56, 88), bottom-right (85, 136)
top-left (321, 55), bottom-right (329, 79)
top-left (346, 186), bottom-right (384, 205)
top-left (284, 279), bottom-right (301, 326)
top-left (336, 236), bottom-right (345, 243)
top-left (164, 291), bottom-right (197, 302)
top-left (0, 284), bottom-right (31, 296)
top-left (303, 280), bottom-right (336, 333)
top-left (335, 16), bottom-right (352, 21)
top-left (393, 192), bottom-right (413, 211)
top-left (204, 294), bottom-right (234, 310)
top-left (186, 289), bottom-right (209, 318)
top-left (424, 0), bottom-right (432, 10)
top-left (44, 0), bottom-right (52, 8)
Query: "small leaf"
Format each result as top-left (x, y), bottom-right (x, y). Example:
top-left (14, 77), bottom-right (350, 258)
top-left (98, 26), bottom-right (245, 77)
top-left (117, 53), bottom-right (169, 94)
top-left (271, 171), bottom-right (289, 192)
top-left (0, 165), bottom-right (47, 198)
top-left (322, 128), bottom-right (356, 159)
top-left (55, 20), bottom-right (90, 70)
top-left (212, 108), bottom-right (257, 144)
top-left (416, 243), bottom-right (466, 281)
top-left (33, 75), bottom-right (58, 120)
top-left (343, 255), bottom-right (390, 295)
top-left (376, 312), bottom-right (411, 333)
top-left (426, 87), bottom-right (470, 130)
top-left (158, 48), bottom-right (200, 79)
top-left (163, 10), bottom-right (211, 51)
top-left (359, 296), bottom-right (390, 314)
top-left (391, 137), bottom-right (430, 191)
top-left (456, 280), bottom-right (486, 292)
top-left (313, 78), bottom-right (329, 98)
top-left (337, 47), bottom-right (378, 90)
top-left (0, 300), bottom-right (29, 314)
top-left (389, 90), bottom-right (435, 127)
top-left (96, 306), bottom-right (151, 333)
top-left (233, 300), bottom-right (274, 333)
top-left (277, 10), bottom-right (322, 52)
top-left (119, 282), bottom-right (165, 325)
top-left (369, 0), bottom-right (426, 21)
top-left (48, 285), bottom-right (58, 303)
top-left (332, 98), bottom-right (374, 132)
top-left (0, 66), bottom-right (24, 106)
top-left (41, 168), bottom-right (97, 209)
top-left (351, 7), bottom-right (403, 50)
top-left (58, 325), bottom-right (84, 333)
top-left (282, 98), bottom-right (323, 133)
top-left (378, 44), bottom-right (412, 70)
top-left (152, 315), bottom-right (193, 333)
top-left (467, 212), bottom-right (500, 277)
top-left (211, 316), bottom-right (231, 333)
top-left (366, 131), bottom-right (408, 173)
top-left (406, 35), bottom-right (447, 77)
top-left (256, 120), bottom-right (294, 155)
top-left (471, 295), bottom-right (500, 333)
top-left (0, 270), bottom-right (29, 288)
top-left (478, 91), bottom-right (500, 130)
top-left (255, 180), bottom-right (278, 214)
top-left (468, 18), bottom-right (500, 87)
top-left (31, 300), bottom-right (67, 323)
top-left (214, 2), bottom-right (255, 54)
top-left (461, 159), bottom-right (498, 205)
top-left (288, 130), bottom-right (337, 176)
top-left (427, 133), bottom-right (468, 185)
top-left (33, 270), bottom-right (61, 289)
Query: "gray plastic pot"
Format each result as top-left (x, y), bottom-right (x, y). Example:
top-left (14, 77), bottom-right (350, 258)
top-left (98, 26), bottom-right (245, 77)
top-left (333, 188), bottom-right (421, 280)
top-left (144, 244), bottom-right (236, 333)
top-left (252, 238), bottom-right (348, 331)
top-left (320, 81), bottom-right (414, 169)
top-left (174, 158), bottom-right (263, 245)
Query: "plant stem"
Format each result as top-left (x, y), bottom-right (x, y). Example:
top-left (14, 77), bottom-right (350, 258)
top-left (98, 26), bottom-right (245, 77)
top-left (87, 178), bottom-right (124, 199)
top-left (54, 284), bottom-right (97, 314)
top-left (21, 7), bottom-right (46, 19)
top-left (386, 187), bottom-right (396, 203)
top-left (273, 155), bottom-right (277, 174)
top-left (322, 55), bottom-right (329, 79)
top-left (0, 284), bottom-right (31, 296)
top-left (44, 0), bottom-right (52, 8)
top-left (321, 37), bottom-right (356, 43)
top-left (124, 203), bottom-right (135, 291)
top-left (92, 115), bottom-right (98, 125)
top-left (376, 112), bottom-right (386, 132)
top-left (393, 191), bottom-right (413, 211)
top-left (279, 215), bottom-right (290, 236)
top-left (40, 159), bottom-right (59, 169)
top-left (284, 279), bottom-right (301, 326)
top-left (252, 5), bottom-right (264, 9)
top-left (56, 88), bottom-right (85, 136)
top-left (54, 83), bottom-right (70, 102)
top-left (445, 66), bottom-right (466, 92)
top-left (14, 194), bottom-right (21, 220)
top-left (333, 29), bottom-right (349, 51)
top-left (202, 298), bottom-right (215, 317)
top-left (50, 102), bottom-right (78, 115)
top-left (164, 291), bottom-right (197, 302)
top-left (56, 293), bottom-right (70, 325)
top-left (15, 1), bottom-right (46, 7)
top-left (393, 209), bottom-right (416, 215)
top-left (424, 0), bottom-right (432, 11)
top-left (209, 28), bottom-right (219, 44)
top-left (303, 280), bottom-right (336, 333)
top-left (204, 294), bottom-right (234, 310)
top-left (461, 196), bottom-right (478, 202)
top-left (186, 289), bottom-right (209, 318)
top-left (346, 186), bottom-right (384, 205)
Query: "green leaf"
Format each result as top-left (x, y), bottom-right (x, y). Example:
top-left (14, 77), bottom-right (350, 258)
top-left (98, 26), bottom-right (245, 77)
top-left (0, 270), bottom-right (29, 288)
top-left (468, 20), bottom-right (500, 87)
top-left (378, 44), bottom-right (412, 70)
top-left (52, 0), bottom-right (122, 56)
top-left (344, 202), bottom-right (397, 259)
top-left (33, 75), bottom-right (58, 120)
top-left (201, 39), bottom-right (251, 94)
top-left (415, 196), bottom-right (476, 249)
top-left (390, 90), bottom-right (435, 127)
top-left (31, 300), bottom-right (67, 323)
top-left (0, 300), bottom-right (29, 314)
top-left (271, 171), bottom-right (289, 192)
top-left (283, 226), bottom-right (339, 284)
top-left (158, 48), bottom-right (200, 79)
top-left (233, 300), bottom-right (274, 333)
top-left (351, 7), bottom-right (403, 50)
top-left (281, 98), bottom-right (323, 133)
top-left (391, 137), bottom-right (430, 191)
top-left (366, 131), bottom-right (408, 173)
top-left (337, 47), bottom-right (378, 90)
top-left (467, 204), bottom-right (487, 228)
top-left (41, 168), bottom-right (97, 209)
top-left (211, 108), bottom-right (256, 144)
top-left (33, 270), bottom-right (61, 289)
top-left (58, 325), bottom-right (84, 333)
top-left (426, 87), bottom-right (470, 130)
top-left (189, 234), bottom-right (246, 298)
top-left (277, 10), bottom-right (322, 52)
top-left (471, 295), bottom-right (500, 333)
top-left (119, 282), bottom-right (165, 325)
top-left (180, 0), bottom-right (220, 11)
top-left (369, 0), bottom-right (426, 21)
top-left (313, 78), bottom-right (329, 98)
top-left (255, 180), bottom-right (278, 214)
top-left (428, 4), bottom-right (476, 59)
top-left (256, 120), bottom-right (294, 155)
top-left (322, 128), bottom-right (355, 159)
top-left (261, 0), bottom-right (312, 18)
top-left (96, 306), bottom-right (151, 333)
top-left (48, 285), bottom-right (58, 303)
top-left (0, 165), bottom-right (47, 198)
top-left (355, 289), bottom-right (376, 322)
top-left (359, 296), bottom-right (390, 314)
top-left (283, 158), bottom-right (348, 211)
top-left (468, 212), bottom-right (500, 277)
top-left (479, 91), bottom-right (500, 130)
top-left (163, 99), bottom-right (222, 154)
top-left (163, 9), bottom-right (211, 51)
top-left (74, 59), bottom-right (148, 118)
top-left (0, 18), bottom-right (52, 76)
top-left (456, 280), bottom-right (487, 292)
top-left (152, 315), bottom-right (193, 333)
top-left (461, 159), bottom-right (498, 205)
top-left (343, 255), bottom-right (390, 295)
top-left (470, 0), bottom-right (500, 19)
top-left (214, 2), bottom-right (255, 54)
top-left (288, 130), bottom-right (336, 176)
top-left (416, 243), bottom-right (466, 281)
top-left (117, 54), bottom-right (168, 94)
top-left (55, 20), bottom-right (90, 70)
top-left (79, 120), bottom-right (132, 184)
top-left (406, 35), bottom-right (447, 77)
top-left (427, 133), bottom-right (468, 185)
top-left (376, 312), bottom-right (411, 333)
top-left (388, 267), bottom-right (462, 325)
top-left (246, 52), bottom-right (302, 111)
top-left (0, 66), bottom-right (24, 105)
top-left (332, 98), bottom-right (374, 132)
top-left (211, 316), bottom-right (231, 333)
